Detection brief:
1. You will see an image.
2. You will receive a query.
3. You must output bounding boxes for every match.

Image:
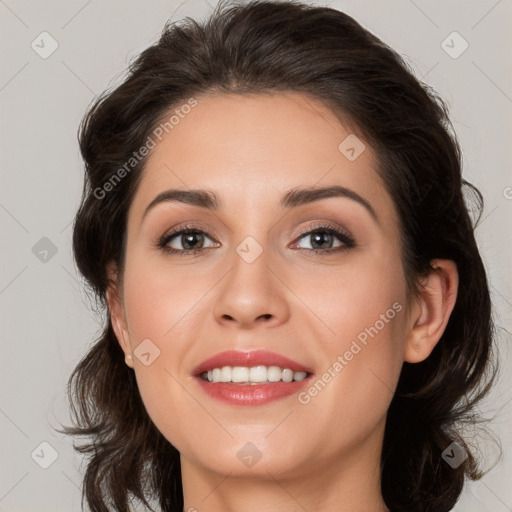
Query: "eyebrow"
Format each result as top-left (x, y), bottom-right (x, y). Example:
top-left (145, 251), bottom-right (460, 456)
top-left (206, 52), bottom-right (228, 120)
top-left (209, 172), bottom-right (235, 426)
top-left (142, 185), bottom-right (378, 223)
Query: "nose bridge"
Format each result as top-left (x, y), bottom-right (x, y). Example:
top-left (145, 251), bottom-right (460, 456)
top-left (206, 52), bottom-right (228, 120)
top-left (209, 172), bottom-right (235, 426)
top-left (225, 199), bottom-right (274, 268)
top-left (230, 229), bottom-right (273, 297)
top-left (213, 224), bottom-right (287, 326)
top-left (229, 205), bottom-right (285, 283)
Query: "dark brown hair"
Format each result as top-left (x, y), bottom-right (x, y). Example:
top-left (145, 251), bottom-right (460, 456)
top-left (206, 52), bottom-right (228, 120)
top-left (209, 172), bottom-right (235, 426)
top-left (58, 0), bottom-right (501, 510)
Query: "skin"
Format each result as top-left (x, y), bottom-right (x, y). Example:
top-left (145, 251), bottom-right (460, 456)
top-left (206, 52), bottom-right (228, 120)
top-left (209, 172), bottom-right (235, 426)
top-left (107, 91), bottom-right (458, 512)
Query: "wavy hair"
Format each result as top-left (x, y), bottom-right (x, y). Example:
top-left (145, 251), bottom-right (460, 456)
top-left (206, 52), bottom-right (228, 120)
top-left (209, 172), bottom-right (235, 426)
top-left (58, 0), bottom-right (501, 510)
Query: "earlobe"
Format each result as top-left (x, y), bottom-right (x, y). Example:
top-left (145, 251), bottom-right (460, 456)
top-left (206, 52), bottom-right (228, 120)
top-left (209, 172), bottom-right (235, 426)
top-left (106, 264), bottom-right (134, 369)
top-left (404, 259), bottom-right (459, 364)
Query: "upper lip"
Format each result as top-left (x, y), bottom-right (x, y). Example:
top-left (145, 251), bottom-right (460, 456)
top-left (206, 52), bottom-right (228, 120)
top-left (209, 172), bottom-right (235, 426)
top-left (192, 349), bottom-right (314, 376)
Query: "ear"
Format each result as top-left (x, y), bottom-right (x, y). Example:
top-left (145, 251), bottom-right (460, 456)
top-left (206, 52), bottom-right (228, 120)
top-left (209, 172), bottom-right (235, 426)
top-left (404, 259), bottom-right (459, 363)
top-left (106, 262), bottom-right (134, 369)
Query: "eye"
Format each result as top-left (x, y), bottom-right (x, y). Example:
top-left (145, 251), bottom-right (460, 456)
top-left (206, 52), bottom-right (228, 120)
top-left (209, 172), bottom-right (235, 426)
top-left (158, 225), bottom-right (217, 256)
top-left (291, 224), bottom-right (356, 256)
top-left (156, 222), bottom-right (356, 257)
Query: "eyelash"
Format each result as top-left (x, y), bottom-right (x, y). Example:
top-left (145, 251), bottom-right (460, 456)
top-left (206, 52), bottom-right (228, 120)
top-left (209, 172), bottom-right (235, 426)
top-left (157, 223), bottom-right (356, 257)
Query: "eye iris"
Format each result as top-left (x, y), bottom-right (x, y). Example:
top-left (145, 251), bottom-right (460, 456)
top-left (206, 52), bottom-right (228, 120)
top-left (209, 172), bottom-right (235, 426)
top-left (182, 232), bottom-right (203, 250)
top-left (310, 231), bottom-right (332, 249)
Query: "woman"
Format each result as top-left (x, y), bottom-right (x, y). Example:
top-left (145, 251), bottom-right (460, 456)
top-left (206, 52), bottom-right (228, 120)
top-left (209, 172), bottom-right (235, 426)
top-left (59, 0), bottom-right (500, 511)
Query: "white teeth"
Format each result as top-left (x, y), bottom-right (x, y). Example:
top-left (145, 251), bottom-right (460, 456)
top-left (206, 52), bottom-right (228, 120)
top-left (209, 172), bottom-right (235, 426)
top-left (232, 367), bottom-right (249, 382)
top-left (201, 365), bottom-right (309, 384)
top-left (282, 369), bottom-right (294, 382)
top-left (249, 366), bottom-right (268, 382)
top-left (220, 366), bottom-right (231, 382)
top-left (267, 366), bottom-right (282, 382)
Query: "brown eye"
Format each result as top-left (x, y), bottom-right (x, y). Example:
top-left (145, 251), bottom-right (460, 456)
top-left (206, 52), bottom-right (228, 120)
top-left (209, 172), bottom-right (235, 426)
top-left (291, 224), bottom-right (356, 256)
top-left (158, 226), bottom-right (217, 256)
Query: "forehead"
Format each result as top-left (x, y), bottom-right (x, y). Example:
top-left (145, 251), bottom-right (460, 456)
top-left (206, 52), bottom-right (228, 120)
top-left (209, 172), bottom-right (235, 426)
top-left (128, 91), bottom-right (394, 225)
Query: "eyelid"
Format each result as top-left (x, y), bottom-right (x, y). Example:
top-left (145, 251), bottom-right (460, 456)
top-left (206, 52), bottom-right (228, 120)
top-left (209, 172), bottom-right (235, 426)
top-left (158, 220), bottom-right (353, 242)
top-left (156, 222), bottom-right (217, 247)
top-left (293, 221), bottom-right (353, 241)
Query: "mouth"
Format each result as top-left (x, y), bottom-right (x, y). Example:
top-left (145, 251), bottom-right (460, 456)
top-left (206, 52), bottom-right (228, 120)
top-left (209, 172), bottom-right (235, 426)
top-left (197, 365), bottom-right (312, 385)
top-left (192, 349), bottom-right (315, 406)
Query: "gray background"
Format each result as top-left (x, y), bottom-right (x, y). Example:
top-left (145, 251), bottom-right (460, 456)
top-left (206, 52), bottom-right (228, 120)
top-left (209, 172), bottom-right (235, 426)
top-left (1, 0), bottom-right (511, 510)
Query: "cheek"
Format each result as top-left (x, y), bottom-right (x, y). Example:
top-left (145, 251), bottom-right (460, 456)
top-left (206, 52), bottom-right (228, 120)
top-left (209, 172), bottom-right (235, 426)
top-left (292, 244), bottom-right (407, 347)
top-left (291, 248), bottom-right (407, 423)
top-left (120, 254), bottom-right (205, 448)
top-left (122, 252), bottom-right (214, 343)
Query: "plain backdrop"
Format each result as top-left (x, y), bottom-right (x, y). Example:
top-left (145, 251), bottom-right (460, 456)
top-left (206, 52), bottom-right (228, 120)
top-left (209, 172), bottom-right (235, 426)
top-left (1, 0), bottom-right (511, 511)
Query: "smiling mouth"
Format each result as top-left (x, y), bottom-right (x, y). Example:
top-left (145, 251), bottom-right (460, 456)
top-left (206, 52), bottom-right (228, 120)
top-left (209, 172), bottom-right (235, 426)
top-left (197, 365), bottom-right (312, 385)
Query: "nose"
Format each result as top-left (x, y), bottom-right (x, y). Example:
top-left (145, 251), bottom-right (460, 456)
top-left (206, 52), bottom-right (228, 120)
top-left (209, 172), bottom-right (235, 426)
top-left (212, 248), bottom-right (290, 330)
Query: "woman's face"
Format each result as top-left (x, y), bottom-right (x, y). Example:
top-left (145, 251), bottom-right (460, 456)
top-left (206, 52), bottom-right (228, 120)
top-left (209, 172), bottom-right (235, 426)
top-left (111, 91), bottom-right (416, 481)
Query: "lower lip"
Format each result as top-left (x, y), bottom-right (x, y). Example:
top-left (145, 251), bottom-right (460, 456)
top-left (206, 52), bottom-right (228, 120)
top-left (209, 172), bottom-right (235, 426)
top-left (194, 375), bottom-right (313, 406)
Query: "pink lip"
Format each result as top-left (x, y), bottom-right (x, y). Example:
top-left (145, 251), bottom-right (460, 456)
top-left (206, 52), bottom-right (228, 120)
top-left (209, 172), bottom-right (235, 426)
top-left (195, 378), bottom-right (313, 406)
top-left (192, 349), bottom-right (314, 376)
top-left (192, 349), bottom-right (314, 407)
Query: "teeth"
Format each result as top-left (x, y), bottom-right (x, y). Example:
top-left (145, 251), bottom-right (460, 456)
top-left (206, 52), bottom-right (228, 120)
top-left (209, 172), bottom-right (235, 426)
top-left (201, 365), bottom-right (308, 384)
